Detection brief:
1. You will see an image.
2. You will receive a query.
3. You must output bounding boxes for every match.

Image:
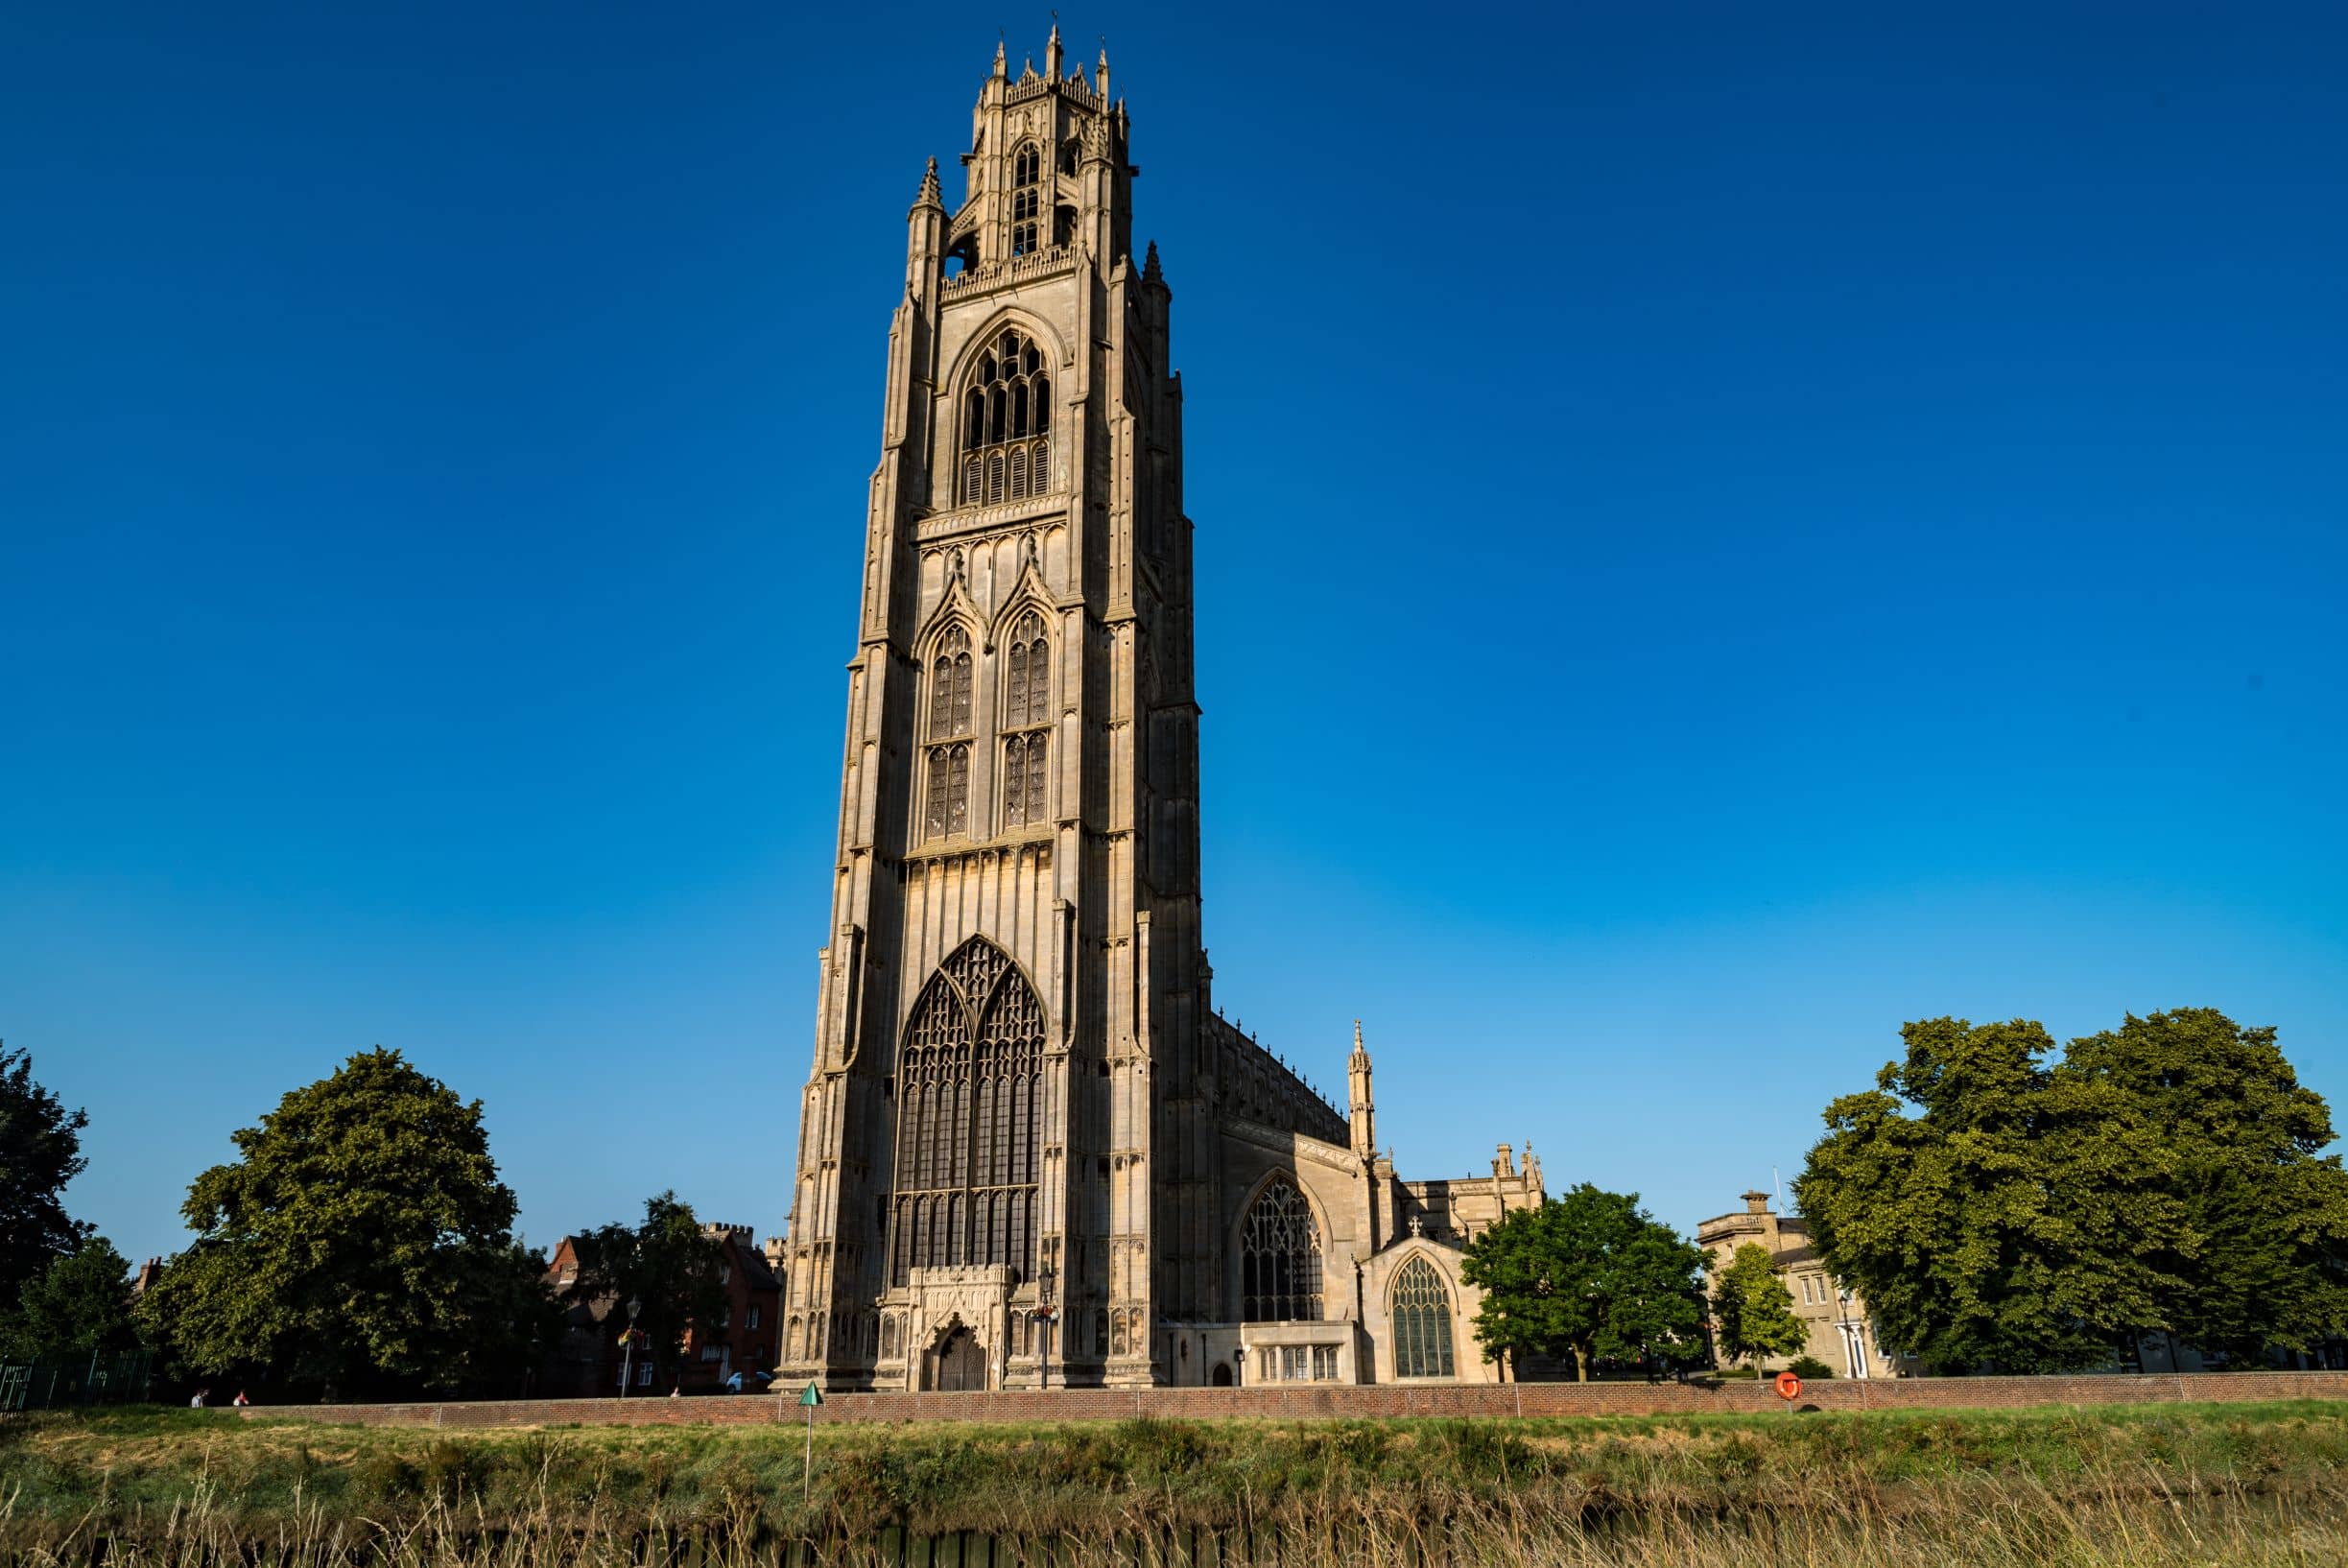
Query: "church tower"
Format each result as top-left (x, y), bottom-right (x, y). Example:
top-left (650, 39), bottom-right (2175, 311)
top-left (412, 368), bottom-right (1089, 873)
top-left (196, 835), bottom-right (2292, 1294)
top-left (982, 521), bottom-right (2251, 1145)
top-left (780, 28), bottom-right (1203, 1390)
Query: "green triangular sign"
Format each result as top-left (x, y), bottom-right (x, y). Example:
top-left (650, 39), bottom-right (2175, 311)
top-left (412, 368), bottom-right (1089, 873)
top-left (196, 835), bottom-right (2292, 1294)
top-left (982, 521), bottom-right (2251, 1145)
top-left (798, 1381), bottom-right (824, 1407)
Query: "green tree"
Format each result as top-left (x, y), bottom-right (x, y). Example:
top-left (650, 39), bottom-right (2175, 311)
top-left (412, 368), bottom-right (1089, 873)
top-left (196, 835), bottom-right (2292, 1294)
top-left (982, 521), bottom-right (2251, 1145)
top-left (1794, 1017), bottom-right (2179, 1373)
top-left (3, 1237), bottom-right (139, 1361)
top-left (1711, 1243), bottom-right (1810, 1372)
top-left (1459, 1184), bottom-right (1707, 1382)
top-left (2063, 1009), bottom-right (2348, 1359)
top-left (0, 1046), bottom-right (93, 1306)
top-left (557, 1192), bottom-right (725, 1390)
top-left (139, 1047), bottom-right (547, 1397)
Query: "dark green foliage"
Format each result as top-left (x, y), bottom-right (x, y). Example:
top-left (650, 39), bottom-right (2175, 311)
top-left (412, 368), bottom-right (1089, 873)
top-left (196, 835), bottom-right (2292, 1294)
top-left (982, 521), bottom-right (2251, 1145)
top-left (1787, 1355), bottom-right (1834, 1381)
top-left (137, 1047), bottom-right (550, 1397)
top-left (2064, 1009), bottom-right (2348, 1359)
top-left (0, 1046), bottom-right (92, 1308)
top-left (1711, 1243), bottom-right (1810, 1370)
top-left (1796, 1017), bottom-right (2177, 1373)
top-left (1797, 1010), bottom-right (2348, 1374)
top-left (3, 1235), bottom-right (139, 1360)
top-left (1459, 1184), bottom-right (1708, 1381)
top-left (558, 1192), bottom-right (727, 1390)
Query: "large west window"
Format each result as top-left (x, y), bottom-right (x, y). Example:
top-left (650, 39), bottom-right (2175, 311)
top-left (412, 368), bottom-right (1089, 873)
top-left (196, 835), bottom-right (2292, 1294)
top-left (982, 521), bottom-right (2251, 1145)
top-left (889, 938), bottom-right (1044, 1285)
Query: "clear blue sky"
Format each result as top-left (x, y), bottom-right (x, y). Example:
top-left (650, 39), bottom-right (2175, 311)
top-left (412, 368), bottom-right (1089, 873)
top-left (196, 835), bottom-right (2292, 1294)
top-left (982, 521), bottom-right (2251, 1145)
top-left (5, 3), bottom-right (2343, 1269)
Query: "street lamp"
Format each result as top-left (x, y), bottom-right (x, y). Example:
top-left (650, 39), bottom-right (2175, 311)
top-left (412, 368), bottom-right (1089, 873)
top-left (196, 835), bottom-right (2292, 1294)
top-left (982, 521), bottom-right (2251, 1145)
top-left (620, 1295), bottom-right (643, 1398)
top-left (1036, 1261), bottom-right (1057, 1389)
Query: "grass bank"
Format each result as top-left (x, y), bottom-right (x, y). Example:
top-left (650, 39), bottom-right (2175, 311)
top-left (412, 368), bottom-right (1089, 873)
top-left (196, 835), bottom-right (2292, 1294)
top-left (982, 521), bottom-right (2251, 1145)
top-left (5, 1403), bottom-right (2347, 1564)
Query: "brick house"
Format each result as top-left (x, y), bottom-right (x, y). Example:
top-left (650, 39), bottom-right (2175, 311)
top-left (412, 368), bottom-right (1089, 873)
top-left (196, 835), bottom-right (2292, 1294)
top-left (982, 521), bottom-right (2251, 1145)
top-left (1696, 1191), bottom-right (1918, 1379)
top-left (539, 1224), bottom-right (786, 1397)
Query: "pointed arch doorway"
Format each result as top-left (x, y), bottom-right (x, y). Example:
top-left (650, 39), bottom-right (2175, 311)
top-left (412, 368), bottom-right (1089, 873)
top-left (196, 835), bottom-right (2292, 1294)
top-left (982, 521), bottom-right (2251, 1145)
top-left (929, 1324), bottom-right (987, 1391)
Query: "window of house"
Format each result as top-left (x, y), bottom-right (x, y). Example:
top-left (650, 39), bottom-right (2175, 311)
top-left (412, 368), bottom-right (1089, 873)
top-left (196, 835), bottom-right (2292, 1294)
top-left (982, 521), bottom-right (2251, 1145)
top-left (1311, 1344), bottom-right (1337, 1381)
top-left (1281, 1345), bottom-right (1308, 1382)
top-left (719, 1264), bottom-right (730, 1285)
top-left (700, 1344), bottom-right (721, 1363)
top-left (638, 1362), bottom-right (655, 1388)
top-left (748, 1305), bottom-right (762, 1330)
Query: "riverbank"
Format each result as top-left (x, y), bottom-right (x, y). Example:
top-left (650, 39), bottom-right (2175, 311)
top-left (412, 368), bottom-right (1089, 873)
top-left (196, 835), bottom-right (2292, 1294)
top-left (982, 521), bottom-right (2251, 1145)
top-left (6, 1404), bottom-right (2347, 1565)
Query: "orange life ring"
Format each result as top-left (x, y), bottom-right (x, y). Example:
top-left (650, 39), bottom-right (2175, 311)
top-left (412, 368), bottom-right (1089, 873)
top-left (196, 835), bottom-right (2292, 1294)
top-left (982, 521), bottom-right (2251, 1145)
top-left (1774, 1370), bottom-right (1803, 1400)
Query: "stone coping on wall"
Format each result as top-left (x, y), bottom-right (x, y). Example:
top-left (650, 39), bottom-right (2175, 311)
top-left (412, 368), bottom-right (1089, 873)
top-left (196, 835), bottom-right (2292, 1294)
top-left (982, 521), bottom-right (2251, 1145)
top-left (231, 1370), bottom-right (2348, 1429)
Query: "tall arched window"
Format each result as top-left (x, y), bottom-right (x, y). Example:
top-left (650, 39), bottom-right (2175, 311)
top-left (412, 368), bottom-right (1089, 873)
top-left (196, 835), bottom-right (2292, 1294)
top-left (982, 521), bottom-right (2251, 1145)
top-left (889, 938), bottom-right (1044, 1286)
top-left (1010, 143), bottom-right (1041, 256)
top-left (1241, 1176), bottom-right (1323, 1322)
top-left (924, 627), bottom-right (973, 838)
top-left (1002, 609), bottom-right (1051, 829)
top-left (1390, 1256), bottom-right (1457, 1379)
top-left (960, 330), bottom-right (1052, 506)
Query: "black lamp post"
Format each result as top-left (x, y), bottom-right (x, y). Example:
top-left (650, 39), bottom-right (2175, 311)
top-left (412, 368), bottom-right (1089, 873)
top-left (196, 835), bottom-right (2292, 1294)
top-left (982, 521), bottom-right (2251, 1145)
top-left (619, 1295), bottom-right (643, 1397)
top-left (1037, 1261), bottom-right (1057, 1388)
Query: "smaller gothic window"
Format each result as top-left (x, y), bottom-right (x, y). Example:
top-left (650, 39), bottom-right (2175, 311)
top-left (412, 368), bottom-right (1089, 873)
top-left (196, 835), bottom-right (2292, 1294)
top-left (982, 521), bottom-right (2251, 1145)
top-left (925, 735), bottom-right (970, 839)
top-left (1002, 610), bottom-right (1050, 829)
top-left (1005, 610), bottom-right (1050, 725)
top-left (928, 627), bottom-right (972, 740)
top-left (1390, 1256), bottom-right (1457, 1379)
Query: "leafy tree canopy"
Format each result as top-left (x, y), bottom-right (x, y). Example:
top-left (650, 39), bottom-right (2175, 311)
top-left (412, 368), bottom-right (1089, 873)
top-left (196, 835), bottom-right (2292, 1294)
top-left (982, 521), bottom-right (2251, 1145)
top-left (138, 1047), bottom-right (545, 1397)
top-left (3, 1236), bottom-right (139, 1361)
top-left (1460, 1184), bottom-right (1708, 1382)
top-left (0, 1046), bottom-right (93, 1305)
top-left (1712, 1242), bottom-right (1810, 1368)
top-left (558, 1192), bottom-right (726, 1387)
top-left (2065, 1009), bottom-right (2348, 1358)
top-left (1796, 1010), bottom-right (2343, 1374)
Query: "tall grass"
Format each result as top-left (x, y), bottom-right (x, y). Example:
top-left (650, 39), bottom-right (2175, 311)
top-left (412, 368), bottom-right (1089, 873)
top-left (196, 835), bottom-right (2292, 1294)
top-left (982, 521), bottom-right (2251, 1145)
top-left (5, 1404), bottom-right (2345, 1565)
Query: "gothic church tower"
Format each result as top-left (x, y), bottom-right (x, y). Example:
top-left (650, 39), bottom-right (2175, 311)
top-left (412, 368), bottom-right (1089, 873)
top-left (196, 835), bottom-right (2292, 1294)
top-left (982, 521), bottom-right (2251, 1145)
top-left (780, 28), bottom-right (1204, 1390)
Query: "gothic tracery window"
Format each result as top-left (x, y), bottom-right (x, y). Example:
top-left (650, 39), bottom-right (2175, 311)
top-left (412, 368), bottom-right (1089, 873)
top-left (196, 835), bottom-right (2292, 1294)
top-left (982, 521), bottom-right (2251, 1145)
top-left (960, 330), bottom-right (1051, 506)
top-left (1241, 1176), bottom-right (1323, 1322)
top-left (1011, 143), bottom-right (1041, 256)
top-left (1002, 609), bottom-right (1051, 829)
top-left (1390, 1255), bottom-right (1457, 1379)
top-left (889, 938), bottom-right (1044, 1287)
top-left (924, 627), bottom-right (973, 838)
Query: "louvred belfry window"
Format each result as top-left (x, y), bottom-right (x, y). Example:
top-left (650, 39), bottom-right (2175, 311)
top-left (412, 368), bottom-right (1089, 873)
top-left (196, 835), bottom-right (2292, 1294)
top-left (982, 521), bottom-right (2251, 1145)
top-left (1010, 143), bottom-right (1041, 256)
top-left (1001, 609), bottom-right (1051, 829)
top-left (924, 627), bottom-right (974, 838)
top-left (889, 938), bottom-right (1044, 1287)
top-left (1240, 1176), bottom-right (1323, 1322)
top-left (960, 330), bottom-right (1051, 506)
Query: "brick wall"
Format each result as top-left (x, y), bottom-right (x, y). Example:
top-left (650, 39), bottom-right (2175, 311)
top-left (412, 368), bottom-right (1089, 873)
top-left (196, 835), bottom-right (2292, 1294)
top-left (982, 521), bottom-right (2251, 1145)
top-left (237, 1369), bottom-right (2348, 1430)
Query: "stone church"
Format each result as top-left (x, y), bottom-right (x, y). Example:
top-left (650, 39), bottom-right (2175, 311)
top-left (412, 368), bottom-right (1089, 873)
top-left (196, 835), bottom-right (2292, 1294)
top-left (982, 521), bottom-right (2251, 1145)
top-left (778, 29), bottom-right (1546, 1391)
